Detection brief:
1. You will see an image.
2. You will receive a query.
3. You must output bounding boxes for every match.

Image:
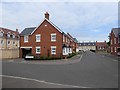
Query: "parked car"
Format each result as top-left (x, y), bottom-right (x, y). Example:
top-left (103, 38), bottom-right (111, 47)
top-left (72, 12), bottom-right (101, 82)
top-left (117, 52), bottom-right (120, 56)
top-left (24, 54), bottom-right (34, 60)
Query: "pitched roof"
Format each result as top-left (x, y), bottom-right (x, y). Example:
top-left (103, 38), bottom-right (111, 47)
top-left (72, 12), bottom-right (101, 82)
top-left (67, 33), bottom-right (78, 43)
top-left (20, 27), bottom-right (36, 36)
top-left (96, 42), bottom-right (107, 46)
top-left (21, 18), bottom-right (63, 36)
top-left (31, 18), bottom-right (63, 35)
top-left (112, 28), bottom-right (120, 38)
top-left (0, 27), bottom-right (19, 35)
top-left (73, 38), bottom-right (78, 43)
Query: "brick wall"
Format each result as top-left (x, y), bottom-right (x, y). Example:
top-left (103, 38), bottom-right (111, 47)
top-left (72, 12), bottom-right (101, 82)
top-left (20, 20), bottom-right (63, 58)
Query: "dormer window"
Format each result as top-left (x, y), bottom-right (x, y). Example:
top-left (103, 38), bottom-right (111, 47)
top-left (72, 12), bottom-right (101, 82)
top-left (0, 32), bottom-right (3, 37)
top-left (12, 34), bottom-right (15, 38)
top-left (7, 33), bottom-right (11, 38)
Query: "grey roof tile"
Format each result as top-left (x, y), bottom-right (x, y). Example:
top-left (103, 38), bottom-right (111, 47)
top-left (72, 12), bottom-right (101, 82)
top-left (112, 28), bottom-right (120, 37)
top-left (20, 27), bottom-right (36, 36)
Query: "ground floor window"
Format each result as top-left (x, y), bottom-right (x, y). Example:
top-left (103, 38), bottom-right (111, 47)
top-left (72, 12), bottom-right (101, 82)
top-left (36, 47), bottom-right (41, 54)
top-left (115, 47), bottom-right (117, 52)
top-left (51, 46), bottom-right (56, 55)
top-left (63, 47), bottom-right (66, 55)
top-left (63, 47), bottom-right (72, 55)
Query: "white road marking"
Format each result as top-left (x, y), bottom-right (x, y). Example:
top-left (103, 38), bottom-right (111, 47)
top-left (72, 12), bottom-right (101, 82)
top-left (0, 75), bottom-right (89, 88)
top-left (80, 54), bottom-right (83, 61)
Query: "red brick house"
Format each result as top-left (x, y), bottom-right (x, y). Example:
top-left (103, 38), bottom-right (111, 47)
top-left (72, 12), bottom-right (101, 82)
top-left (96, 41), bottom-right (108, 51)
top-left (67, 33), bottom-right (79, 52)
top-left (20, 12), bottom-right (78, 58)
top-left (110, 28), bottom-right (120, 55)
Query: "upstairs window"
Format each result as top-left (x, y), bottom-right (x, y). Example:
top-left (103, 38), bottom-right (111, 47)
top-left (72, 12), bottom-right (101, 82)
top-left (36, 34), bottom-right (41, 42)
top-left (24, 36), bottom-right (28, 43)
top-left (66, 37), bottom-right (67, 42)
top-left (51, 33), bottom-right (56, 42)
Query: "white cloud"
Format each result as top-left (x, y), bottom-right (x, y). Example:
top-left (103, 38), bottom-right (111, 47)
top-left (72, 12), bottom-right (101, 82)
top-left (1, 0), bottom-right (119, 2)
top-left (1, 2), bottom-right (118, 41)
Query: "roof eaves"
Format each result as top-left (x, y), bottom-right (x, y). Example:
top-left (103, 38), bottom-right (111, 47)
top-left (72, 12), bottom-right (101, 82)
top-left (31, 18), bottom-right (63, 35)
top-left (45, 18), bottom-right (63, 33)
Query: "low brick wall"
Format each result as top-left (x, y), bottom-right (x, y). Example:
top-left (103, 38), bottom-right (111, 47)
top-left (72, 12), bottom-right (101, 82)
top-left (0, 49), bottom-right (19, 59)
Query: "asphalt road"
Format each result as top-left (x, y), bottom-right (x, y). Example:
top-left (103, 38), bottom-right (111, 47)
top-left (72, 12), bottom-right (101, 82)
top-left (2, 51), bottom-right (118, 88)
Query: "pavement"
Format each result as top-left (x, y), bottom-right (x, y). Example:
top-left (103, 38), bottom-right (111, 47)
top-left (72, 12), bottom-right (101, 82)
top-left (95, 51), bottom-right (120, 61)
top-left (2, 51), bottom-right (118, 88)
top-left (2, 54), bottom-right (82, 65)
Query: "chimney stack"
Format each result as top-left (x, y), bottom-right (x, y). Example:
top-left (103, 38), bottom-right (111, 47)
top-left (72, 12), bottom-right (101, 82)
top-left (45, 12), bottom-right (49, 20)
top-left (16, 28), bottom-right (18, 32)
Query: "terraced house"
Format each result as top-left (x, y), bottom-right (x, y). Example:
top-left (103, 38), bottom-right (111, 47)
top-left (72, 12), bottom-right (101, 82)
top-left (0, 27), bottom-right (19, 59)
top-left (20, 12), bottom-right (78, 58)
top-left (110, 28), bottom-right (120, 56)
top-left (79, 42), bottom-right (96, 51)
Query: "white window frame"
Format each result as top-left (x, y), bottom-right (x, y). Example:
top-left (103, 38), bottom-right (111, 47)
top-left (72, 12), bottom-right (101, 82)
top-left (13, 41), bottom-right (15, 45)
top-left (115, 47), bottom-right (117, 52)
top-left (7, 40), bottom-right (10, 45)
top-left (7, 33), bottom-right (10, 38)
top-left (51, 46), bottom-right (56, 55)
top-left (0, 40), bottom-right (3, 44)
top-left (36, 34), bottom-right (41, 42)
top-left (24, 36), bottom-right (28, 43)
top-left (111, 40), bottom-right (112, 45)
top-left (63, 48), bottom-right (66, 55)
top-left (12, 34), bottom-right (15, 38)
top-left (66, 37), bottom-right (67, 42)
top-left (51, 33), bottom-right (56, 42)
top-left (114, 38), bottom-right (116, 44)
top-left (0, 32), bottom-right (4, 37)
top-left (36, 47), bottom-right (41, 54)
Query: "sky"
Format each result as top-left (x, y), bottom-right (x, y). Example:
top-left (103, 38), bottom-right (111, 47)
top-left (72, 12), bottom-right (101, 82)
top-left (0, 0), bottom-right (119, 42)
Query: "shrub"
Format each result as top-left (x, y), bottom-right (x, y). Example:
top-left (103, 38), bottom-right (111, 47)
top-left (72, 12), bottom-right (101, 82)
top-left (34, 55), bottom-right (63, 60)
top-left (67, 53), bottom-right (77, 58)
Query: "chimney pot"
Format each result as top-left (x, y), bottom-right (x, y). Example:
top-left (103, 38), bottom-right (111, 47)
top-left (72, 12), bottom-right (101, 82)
top-left (45, 12), bottom-right (49, 20)
top-left (16, 28), bottom-right (18, 32)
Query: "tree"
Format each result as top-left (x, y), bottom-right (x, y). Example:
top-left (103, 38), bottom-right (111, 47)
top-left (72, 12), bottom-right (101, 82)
top-left (107, 41), bottom-right (110, 46)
